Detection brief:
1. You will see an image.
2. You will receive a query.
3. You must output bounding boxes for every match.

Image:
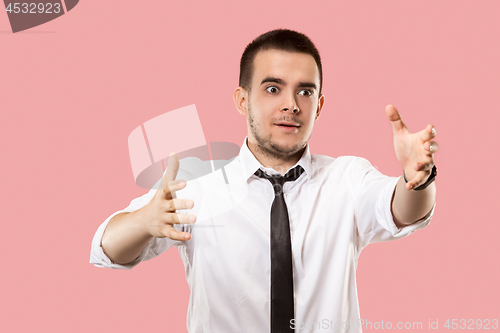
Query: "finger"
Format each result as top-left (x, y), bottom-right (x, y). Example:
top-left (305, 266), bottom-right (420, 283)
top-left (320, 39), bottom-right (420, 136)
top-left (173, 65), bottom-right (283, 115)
top-left (157, 183), bottom-right (173, 200)
top-left (166, 179), bottom-right (187, 193)
top-left (418, 124), bottom-right (436, 142)
top-left (164, 198), bottom-right (195, 212)
top-left (166, 152), bottom-right (180, 183)
top-left (164, 212), bottom-right (197, 224)
top-left (158, 178), bottom-right (186, 189)
top-left (406, 169), bottom-right (432, 190)
top-left (414, 155), bottom-right (434, 169)
top-left (423, 141), bottom-right (438, 153)
top-left (158, 153), bottom-right (183, 198)
top-left (414, 159), bottom-right (435, 173)
top-left (385, 104), bottom-right (407, 133)
top-left (161, 153), bottom-right (181, 199)
top-left (162, 227), bottom-right (192, 241)
top-left (157, 152), bottom-right (180, 190)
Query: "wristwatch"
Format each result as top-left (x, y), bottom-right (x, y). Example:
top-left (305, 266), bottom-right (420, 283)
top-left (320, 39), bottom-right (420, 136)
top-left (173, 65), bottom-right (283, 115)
top-left (403, 165), bottom-right (437, 191)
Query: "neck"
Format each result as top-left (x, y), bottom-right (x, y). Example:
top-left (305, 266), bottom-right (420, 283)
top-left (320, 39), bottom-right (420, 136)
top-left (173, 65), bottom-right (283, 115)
top-left (246, 138), bottom-right (305, 175)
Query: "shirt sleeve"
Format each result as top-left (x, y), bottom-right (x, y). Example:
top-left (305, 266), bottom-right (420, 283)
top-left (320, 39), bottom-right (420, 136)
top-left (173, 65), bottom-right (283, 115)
top-left (89, 178), bottom-right (185, 270)
top-left (351, 157), bottom-right (434, 250)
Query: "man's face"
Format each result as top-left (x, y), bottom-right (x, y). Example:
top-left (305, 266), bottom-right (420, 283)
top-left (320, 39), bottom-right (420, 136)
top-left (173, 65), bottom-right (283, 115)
top-left (244, 49), bottom-right (324, 160)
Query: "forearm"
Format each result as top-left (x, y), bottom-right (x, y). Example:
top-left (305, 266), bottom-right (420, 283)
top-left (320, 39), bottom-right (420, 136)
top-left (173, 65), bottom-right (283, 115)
top-left (391, 176), bottom-right (436, 228)
top-left (101, 209), bottom-right (153, 265)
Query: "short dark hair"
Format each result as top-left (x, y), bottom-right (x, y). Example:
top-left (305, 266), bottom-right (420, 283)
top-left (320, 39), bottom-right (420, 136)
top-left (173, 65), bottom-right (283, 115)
top-left (239, 29), bottom-right (323, 94)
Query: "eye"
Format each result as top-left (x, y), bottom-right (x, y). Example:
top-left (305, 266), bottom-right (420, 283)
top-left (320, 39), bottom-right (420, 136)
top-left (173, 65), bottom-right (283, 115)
top-left (298, 89), bottom-right (313, 97)
top-left (265, 86), bottom-right (279, 94)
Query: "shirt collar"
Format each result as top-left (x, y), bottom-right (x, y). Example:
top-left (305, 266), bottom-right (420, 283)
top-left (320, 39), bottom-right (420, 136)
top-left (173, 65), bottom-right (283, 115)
top-left (239, 136), bottom-right (312, 181)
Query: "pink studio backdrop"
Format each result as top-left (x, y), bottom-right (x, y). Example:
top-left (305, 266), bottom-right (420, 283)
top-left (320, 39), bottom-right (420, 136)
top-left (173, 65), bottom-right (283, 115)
top-left (1, 1), bottom-right (499, 332)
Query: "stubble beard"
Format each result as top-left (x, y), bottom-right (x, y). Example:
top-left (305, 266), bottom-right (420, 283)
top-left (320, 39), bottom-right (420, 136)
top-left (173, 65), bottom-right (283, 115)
top-left (247, 102), bottom-right (308, 162)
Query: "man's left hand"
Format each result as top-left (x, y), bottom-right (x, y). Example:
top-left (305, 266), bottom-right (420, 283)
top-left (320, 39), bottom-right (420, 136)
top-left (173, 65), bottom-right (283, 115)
top-left (386, 104), bottom-right (438, 190)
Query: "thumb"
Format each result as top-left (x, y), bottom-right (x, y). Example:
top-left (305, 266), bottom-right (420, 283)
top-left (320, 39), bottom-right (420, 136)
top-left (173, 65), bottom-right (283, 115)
top-left (166, 152), bottom-right (180, 183)
top-left (385, 104), bottom-right (407, 133)
top-left (156, 153), bottom-right (184, 200)
top-left (158, 152), bottom-right (180, 192)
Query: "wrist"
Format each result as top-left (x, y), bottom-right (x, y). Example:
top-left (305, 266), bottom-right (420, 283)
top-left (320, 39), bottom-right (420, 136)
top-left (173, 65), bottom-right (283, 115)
top-left (403, 165), bottom-right (437, 191)
top-left (131, 207), bottom-right (155, 238)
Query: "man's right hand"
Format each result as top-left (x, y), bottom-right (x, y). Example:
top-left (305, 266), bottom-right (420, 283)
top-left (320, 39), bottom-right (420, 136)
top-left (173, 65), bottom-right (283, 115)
top-left (136, 153), bottom-right (196, 241)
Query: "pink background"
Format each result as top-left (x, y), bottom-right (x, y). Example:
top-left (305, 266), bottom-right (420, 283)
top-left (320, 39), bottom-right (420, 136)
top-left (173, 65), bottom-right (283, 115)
top-left (1, 1), bottom-right (499, 331)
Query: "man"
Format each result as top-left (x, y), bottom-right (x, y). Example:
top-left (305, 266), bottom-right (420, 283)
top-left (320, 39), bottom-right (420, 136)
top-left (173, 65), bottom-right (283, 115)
top-left (90, 29), bottom-right (437, 332)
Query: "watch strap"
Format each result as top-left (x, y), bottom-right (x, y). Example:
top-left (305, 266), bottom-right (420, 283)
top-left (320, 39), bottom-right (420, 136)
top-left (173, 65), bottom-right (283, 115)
top-left (403, 165), bottom-right (437, 191)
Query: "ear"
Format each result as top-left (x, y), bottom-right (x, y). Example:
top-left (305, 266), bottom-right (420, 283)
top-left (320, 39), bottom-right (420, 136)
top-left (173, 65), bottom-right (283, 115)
top-left (233, 87), bottom-right (248, 117)
top-left (315, 94), bottom-right (325, 120)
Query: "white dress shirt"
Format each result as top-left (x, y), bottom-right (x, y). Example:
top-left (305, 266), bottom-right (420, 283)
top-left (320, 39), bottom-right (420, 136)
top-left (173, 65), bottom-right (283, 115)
top-left (90, 137), bottom-right (433, 333)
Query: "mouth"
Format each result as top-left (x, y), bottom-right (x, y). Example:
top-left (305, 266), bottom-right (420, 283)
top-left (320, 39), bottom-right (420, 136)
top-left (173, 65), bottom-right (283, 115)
top-left (275, 122), bottom-right (301, 131)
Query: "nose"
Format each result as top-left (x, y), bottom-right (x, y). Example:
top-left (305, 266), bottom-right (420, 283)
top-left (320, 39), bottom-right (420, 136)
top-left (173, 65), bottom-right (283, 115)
top-left (281, 92), bottom-right (300, 114)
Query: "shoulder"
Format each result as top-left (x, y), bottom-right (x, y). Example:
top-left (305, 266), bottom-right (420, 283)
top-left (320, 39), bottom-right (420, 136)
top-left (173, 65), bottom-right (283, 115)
top-left (310, 154), bottom-right (375, 175)
top-left (309, 154), bottom-right (382, 190)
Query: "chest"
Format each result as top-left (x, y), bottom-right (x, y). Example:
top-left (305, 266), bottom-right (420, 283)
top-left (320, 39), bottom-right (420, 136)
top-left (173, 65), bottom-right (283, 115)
top-left (183, 177), bottom-right (357, 278)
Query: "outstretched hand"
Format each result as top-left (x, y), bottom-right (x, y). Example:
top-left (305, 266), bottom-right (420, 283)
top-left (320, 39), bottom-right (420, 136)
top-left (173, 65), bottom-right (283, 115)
top-left (138, 152), bottom-right (196, 240)
top-left (386, 105), bottom-right (438, 190)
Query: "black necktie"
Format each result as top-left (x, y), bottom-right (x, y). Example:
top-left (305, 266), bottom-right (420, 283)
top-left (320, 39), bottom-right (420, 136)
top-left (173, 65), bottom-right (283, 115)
top-left (254, 165), bottom-right (305, 332)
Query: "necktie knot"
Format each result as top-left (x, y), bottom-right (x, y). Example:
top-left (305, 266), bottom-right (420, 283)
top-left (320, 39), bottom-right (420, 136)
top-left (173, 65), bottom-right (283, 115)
top-left (254, 165), bottom-right (305, 196)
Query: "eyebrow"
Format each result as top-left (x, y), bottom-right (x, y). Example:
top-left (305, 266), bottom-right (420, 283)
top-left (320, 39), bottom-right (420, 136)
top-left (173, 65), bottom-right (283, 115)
top-left (260, 77), bottom-right (317, 90)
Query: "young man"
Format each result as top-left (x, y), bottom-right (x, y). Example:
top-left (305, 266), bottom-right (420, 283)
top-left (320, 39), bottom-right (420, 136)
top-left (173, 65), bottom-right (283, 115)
top-left (91, 29), bottom-right (437, 332)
